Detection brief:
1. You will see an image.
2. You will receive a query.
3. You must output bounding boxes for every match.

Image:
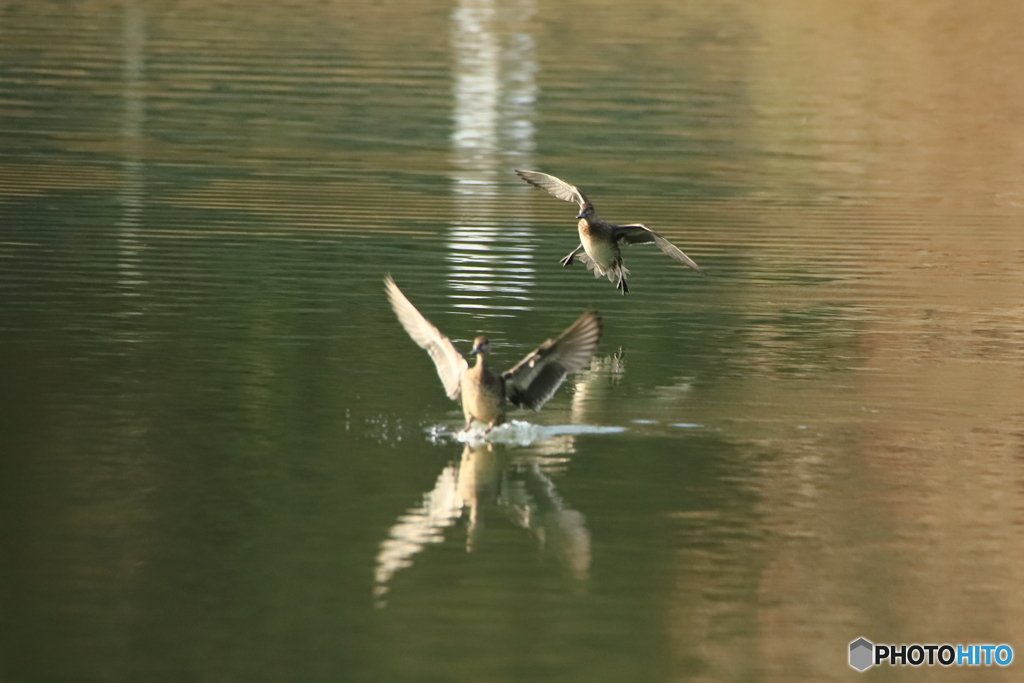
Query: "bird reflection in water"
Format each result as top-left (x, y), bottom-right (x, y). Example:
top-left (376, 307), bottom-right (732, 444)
top-left (373, 441), bottom-right (591, 606)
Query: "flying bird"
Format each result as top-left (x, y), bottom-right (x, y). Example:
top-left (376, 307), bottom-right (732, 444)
top-left (385, 276), bottom-right (602, 431)
top-left (516, 169), bottom-right (705, 293)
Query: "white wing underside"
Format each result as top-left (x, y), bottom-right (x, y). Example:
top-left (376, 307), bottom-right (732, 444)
top-left (385, 276), bottom-right (468, 400)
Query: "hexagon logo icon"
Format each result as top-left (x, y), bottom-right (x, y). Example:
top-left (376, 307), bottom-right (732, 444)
top-left (849, 638), bottom-right (874, 671)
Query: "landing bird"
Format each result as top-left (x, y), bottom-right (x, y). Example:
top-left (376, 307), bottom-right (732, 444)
top-left (516, 169), bottom-right (705, 294)
top-left (385, 276), bottom-right (602, 431)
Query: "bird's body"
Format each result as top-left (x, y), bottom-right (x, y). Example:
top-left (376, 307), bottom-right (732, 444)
top-left (516, 169), bottom-right (705, 293)
top-left (385, 276), bottom-right (602, 431)
top-left (459, 345), bottom-right (506, 428)
top-left (575, 217), bottom-right (628, 290)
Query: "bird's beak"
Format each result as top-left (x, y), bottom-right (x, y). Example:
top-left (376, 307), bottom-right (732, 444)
top-left (576, 210), bottom-right (586, 219)
top-left (469, 343), bottom-right (483, 355)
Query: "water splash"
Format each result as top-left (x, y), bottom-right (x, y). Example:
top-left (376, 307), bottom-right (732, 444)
top-left (429, 419), bottom-right (627, 447)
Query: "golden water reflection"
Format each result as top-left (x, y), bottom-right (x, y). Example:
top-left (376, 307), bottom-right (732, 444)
top-left (661, 1), bottom-right (1024, 679)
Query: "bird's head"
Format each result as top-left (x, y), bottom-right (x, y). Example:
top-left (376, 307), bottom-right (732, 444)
top-left (469, 336), bottom-right (492, 357)
top-left (576, 204), bottom-right (595, 220)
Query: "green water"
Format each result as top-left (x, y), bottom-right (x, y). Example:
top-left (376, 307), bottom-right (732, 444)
top-left (3, 2), bottom-right (1024, 682)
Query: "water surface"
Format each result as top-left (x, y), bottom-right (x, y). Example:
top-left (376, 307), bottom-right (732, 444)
top-left (2, 1), bottom-right (1024, 682)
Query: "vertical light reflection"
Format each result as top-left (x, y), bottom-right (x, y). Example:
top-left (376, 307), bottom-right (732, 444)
top-left (449, 0), bottom-right (537, 311)
top-left (118, 1), bottom-right (146, 316)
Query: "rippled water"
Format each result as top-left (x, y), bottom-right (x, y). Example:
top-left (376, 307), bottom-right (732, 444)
top-left (3, 1), bottom-right (1024, 682)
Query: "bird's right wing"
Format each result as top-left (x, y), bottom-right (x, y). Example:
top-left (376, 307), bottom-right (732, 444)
top-left (502, 310), bottom-right (603, 411)
top-left (385, 276), bottom-right (468, 401)
top-left (515, 170), bottom-right (591, 210)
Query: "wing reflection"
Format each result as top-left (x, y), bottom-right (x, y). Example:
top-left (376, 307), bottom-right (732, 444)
top-left (374, 440), bottom-right (590, 605)
top-left (449, 0), bottom-right (538, 310)
top-left (501, 458), bottom-right (591, 583)
top-left (571, 349), bottom-right (628, 424)
top-left (373, 463), bottom-right (464, 602)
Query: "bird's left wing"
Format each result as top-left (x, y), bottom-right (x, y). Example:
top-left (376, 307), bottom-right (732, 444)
top-left (502, 310), bottom-right (602, 411)
top-left (385, 276), bottom-right (468, 401)
top-left (614, 224), bottom-right (705, 275)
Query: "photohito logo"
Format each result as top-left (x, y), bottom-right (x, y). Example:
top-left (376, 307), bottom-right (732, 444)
top-left (849, 638), bottom-right (1013, 671)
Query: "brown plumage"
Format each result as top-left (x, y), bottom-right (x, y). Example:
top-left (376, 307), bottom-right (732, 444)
top-left (516, 169), bottom-right (705, 294)
top-left (385, 276), bottom-right (602, 431)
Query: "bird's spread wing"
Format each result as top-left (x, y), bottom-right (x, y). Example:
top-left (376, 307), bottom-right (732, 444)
top-left (385, 276), bottom-right (468, 400)
top-left (502, 310), bottom-right (602, 411)
top-left (515, 170), bottom-right (591, 210)
top-left (613, 224), bottom-right (705, 275)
